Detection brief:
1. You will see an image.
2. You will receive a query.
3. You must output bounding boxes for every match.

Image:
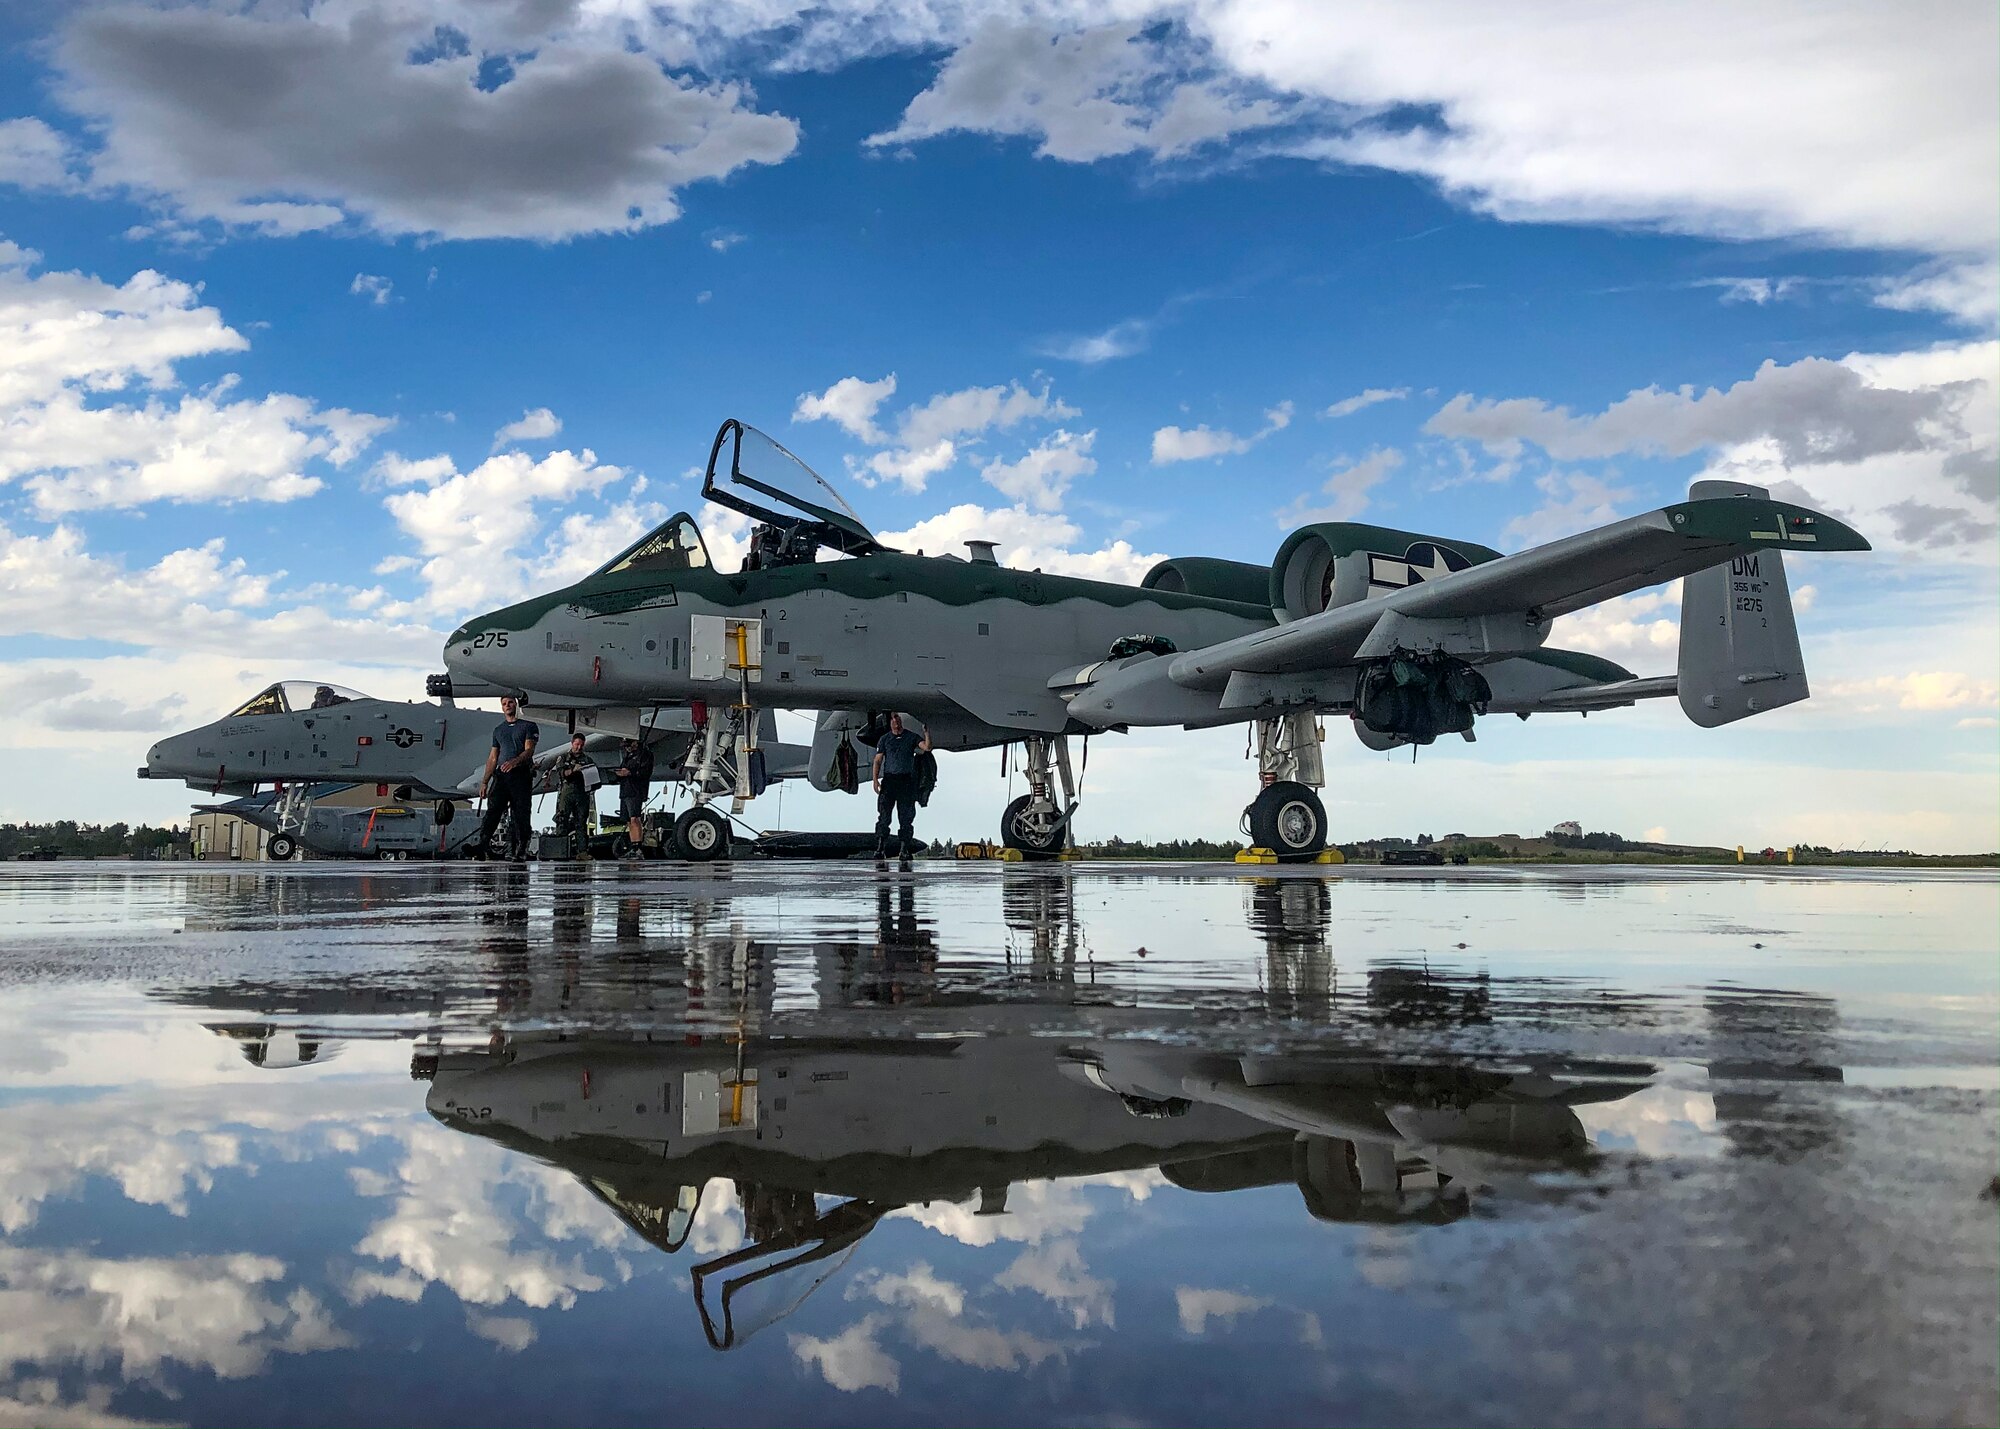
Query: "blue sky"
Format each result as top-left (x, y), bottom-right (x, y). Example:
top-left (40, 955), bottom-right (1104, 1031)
top-left (0, 1), bottom-right (1994, 849)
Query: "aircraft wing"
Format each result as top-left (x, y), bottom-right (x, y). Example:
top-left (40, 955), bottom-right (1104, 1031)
top-left (1166, 495), bottom-right (1868, 689)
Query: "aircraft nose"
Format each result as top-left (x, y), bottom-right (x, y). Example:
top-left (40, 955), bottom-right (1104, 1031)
top-left (144, 730), bottom-right (201, 779)
top-left (446, 599), bottom-right (549, 689)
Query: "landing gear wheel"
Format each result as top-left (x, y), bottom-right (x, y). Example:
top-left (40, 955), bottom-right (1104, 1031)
top-left (1001, 795), bottom-right (1065, 857)
top-left (267, 834), bottom-right (296, 861)
top-left (675, 806), bottom-right (729, 862)
top-left (1248, 781), bottom-right (1327, 862)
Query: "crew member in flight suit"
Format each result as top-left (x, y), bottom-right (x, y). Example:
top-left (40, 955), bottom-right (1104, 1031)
top-left (871, 713), bottom-right (932, 858)
top-left (550, 733), bottom-right (595, 858)
top-left (476, 696), bottom-right (539, 859)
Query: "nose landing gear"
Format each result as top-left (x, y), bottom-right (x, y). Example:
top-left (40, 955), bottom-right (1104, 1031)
top-left (674, 804), bottom-right (730, 861)
top-left (1000, 735), bottom-right (1078, 858)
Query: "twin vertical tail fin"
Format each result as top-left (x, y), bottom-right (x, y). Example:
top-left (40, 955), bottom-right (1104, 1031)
top-left (1678, 479), bottom-right (1809, 727)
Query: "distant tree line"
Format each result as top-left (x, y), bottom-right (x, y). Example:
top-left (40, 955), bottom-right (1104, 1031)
top-left (1548, 829), bottom-right (1635, 852)
top-left (1075, 835), bottom-right (1246, 861)
top-left (0, 821), bottom-right (183, 859)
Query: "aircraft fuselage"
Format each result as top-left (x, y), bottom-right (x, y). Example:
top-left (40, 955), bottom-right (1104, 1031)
top-left (447, 551), bottom-right (1274, 748)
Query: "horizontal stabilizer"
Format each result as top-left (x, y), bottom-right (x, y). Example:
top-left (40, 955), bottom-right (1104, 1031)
top-left (1536, 675), bottom-right (1678, 712)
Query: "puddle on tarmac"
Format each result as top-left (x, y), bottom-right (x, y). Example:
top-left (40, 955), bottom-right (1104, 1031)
top-left (0, 862), bottom-right (1994, 1427)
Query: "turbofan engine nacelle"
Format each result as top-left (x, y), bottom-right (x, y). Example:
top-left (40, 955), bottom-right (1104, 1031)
top-left (1353, 722), bottom-right (1413, 753)
top-left (1270, 523), bottom-right (1501, 623)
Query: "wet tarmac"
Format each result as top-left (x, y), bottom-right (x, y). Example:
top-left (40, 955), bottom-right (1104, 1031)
top-left (0, 860), bottom-right (1995, 1427)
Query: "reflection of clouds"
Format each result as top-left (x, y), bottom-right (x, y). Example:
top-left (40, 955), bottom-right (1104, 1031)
top-left (465, 1312), bottom-right (537, 1353)
top-left (853, 1262), bottom-right (965, 1316)
top-left (793, 1251), bottom-right (1082, 1395)
top-left (791, 1313), bottom-right (901, 1393)
top-left (0, 1246), bottom-right (350, 1385)
top-left (1356, 1227), bottom-right (1416, 1291)
top-left (890, 1170), bottom-right (1164, 1247)
top-left (0, 1080), bottom-right (399, 1231)
top-left (1175, 1287), bottom-right (1269, 1335)
top-left (0, 1383), bottom-right (171, 1427)
top-left (685, 1178), bottom-right (744, 1256)
top-left (905, 1316), bottom-right (1063, 1372)
top-left (996, 1241), bottom-right (1115, 1329)
top-left (348, 1128), bottom-right (622, 1310)
top-left (1573, 1083), bottom-right (1721, 1159)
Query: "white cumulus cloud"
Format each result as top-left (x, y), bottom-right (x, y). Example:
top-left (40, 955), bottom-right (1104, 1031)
top-left (492, 406), bottom-right (562, 449)
top-left (0, 243), bottom-right (389, 512)
top-left (1153, 401), bottom-right (1292, 464)
top-left (980, 429), bottom-right (1096, 511)
top-left (1276, 447), bottom-right (1404, 525)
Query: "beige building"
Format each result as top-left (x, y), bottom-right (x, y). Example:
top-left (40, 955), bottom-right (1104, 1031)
top-left (189, 782), bottom-right (409, 861)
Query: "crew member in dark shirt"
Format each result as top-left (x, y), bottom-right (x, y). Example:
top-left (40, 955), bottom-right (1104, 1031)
top-left (613, 737), bottom-right (654, 854)
top-left (871, 713), bottom-right (932, 858)
top-left (550, 733), bottom-right (595, 857)
top-left (477, 696), bottom-right (539, 859)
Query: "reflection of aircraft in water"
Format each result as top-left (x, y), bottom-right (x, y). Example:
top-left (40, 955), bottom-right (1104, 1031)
top-left (206, 1024), bottom-right (341, 1068)
top-left (424, 1029), bottom-right (1653, 1347)
top-left (1066, 1042), bottom-right (1649, 1217)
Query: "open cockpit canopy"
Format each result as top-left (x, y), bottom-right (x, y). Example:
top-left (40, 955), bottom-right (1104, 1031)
top-left (704, 419), bottom-right (889, 564)
top-left (226, 681), bottom-right (368, 717)
top-left (594, 512), bottom-right (713, 577)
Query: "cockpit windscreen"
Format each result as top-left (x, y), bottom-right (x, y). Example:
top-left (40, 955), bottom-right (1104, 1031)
top-left (595, 513), bottom-right (712, 577)
top-left (227, 681), bottom-right (368, 717)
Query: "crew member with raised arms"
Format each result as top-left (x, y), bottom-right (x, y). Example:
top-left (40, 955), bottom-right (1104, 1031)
top-left (871, 713), bottom-right (932, 858)
top-left (476, 696), bottom-right (539, 860)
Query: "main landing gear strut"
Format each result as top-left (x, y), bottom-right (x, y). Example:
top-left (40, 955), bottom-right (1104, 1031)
top-left (1244, 712), bottom-right (1328, 862)
top-left (1000, 734), bottom-right (1078, 857)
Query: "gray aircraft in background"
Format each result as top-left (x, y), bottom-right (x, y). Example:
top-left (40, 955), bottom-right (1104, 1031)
top-left (191, 782), bottom-right (485, 862)
top-left (435, 418), bottom-right (1870, 861)
top-left (141, 677), bottom-right (811, 858)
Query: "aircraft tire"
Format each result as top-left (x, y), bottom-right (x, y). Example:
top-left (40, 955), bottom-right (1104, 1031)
top-left (266, 834), bottom-right (297, 861)
top-left (1001, 795), bottom-right (1065, 856)
top-left (675, 806), bottom-right (729, 862)
top-left (1248, 781), bottom-right (1327, 861)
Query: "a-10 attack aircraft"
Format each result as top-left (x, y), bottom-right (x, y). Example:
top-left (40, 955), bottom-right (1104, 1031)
top-left (437, 419), bottom-right (1870, 861)
top-left (140, 676), bottom-right (810, 857)
top-left (191, 782), bottom-right (486, 861)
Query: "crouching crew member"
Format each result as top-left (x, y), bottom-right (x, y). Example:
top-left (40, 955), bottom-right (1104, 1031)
top-left (477, 696), bottom-right (539, 859)
top-left (871, 713), bottom-right (932, 857)
top-left (551, 733), bottom-right (595, 857)
top-left (613, 737), bottom-right (654, 854)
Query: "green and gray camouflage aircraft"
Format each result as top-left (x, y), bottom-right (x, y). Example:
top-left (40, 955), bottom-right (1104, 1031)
top-left (433, 419), bottom-right (1869, 862)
